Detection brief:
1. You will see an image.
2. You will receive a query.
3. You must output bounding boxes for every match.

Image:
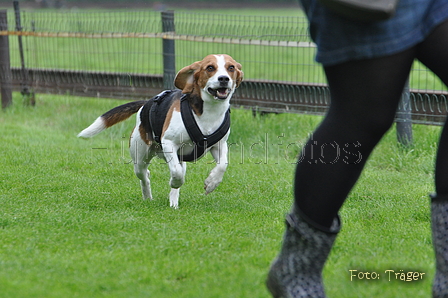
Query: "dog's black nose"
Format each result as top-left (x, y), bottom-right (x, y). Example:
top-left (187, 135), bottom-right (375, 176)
top-left (218, 75), bottom-right (230, 86)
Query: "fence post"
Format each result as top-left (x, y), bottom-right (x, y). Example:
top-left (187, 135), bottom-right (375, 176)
top-left (396, 78), bottom-right (413, 147)
top-left (0, 10), bottom-right (12, 109)
top-left (14, 0), bottom-right (35, 106)
top-left (161, 10), bottom-right (175, 90)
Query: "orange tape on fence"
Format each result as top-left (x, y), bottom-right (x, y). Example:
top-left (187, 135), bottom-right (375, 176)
top-left (0, 30), bottom-right (161, 38)
top-left (0, 30), bottom-right (315, 47)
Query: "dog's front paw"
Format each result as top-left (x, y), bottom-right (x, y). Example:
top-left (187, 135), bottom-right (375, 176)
top-left (170, 188), bottom-right (180, 209)
top-left (204, 176), bottom-right (221, 194)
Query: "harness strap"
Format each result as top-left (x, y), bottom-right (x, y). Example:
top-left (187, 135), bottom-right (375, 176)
top-left (180, 94), bottom-right (230, 162)
top-left (149, 91), bottom-right (230, 162)
top-left (149, 90), bottom-right (174, 144)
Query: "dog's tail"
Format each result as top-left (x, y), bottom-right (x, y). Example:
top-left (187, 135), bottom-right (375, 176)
top-left (78, 100), bottom-right (147, 138)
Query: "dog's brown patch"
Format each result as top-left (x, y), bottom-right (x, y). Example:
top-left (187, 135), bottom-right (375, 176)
top-left (138, 125), bottom-right (152, 145)
top-left (189, 94), bottom-right (204, 116)
top-left (161, 99), bottom-right (181, 138)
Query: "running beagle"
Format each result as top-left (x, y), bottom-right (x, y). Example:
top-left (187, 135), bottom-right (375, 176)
top-left (78, 54), bottom-right (243, 208)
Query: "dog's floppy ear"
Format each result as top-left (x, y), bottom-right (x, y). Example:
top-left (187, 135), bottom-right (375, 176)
top-left (174, 61), bottom-right (201, 94)
top-left (234, 62), bottom-right (244, 88)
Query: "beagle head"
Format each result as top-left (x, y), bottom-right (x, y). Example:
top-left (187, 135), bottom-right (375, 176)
top-left (174, 54), bottom-right (243, 101)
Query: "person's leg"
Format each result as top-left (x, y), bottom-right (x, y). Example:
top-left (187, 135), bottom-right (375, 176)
top-left (415, 20), bottom-right (448, 197)
top-left (415, 19), bottom-right (448, 298)
top-left (267, 49), bottom-right (415, 298)
top-left (295, 48), bottom-right (415, 229)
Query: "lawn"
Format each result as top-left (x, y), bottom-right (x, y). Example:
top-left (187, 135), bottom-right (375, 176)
top-left (0, 92), bottom-right (441, 297)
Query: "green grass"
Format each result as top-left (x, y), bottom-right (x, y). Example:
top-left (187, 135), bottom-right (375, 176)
top-left (0, 93), bottom-right (441, 297)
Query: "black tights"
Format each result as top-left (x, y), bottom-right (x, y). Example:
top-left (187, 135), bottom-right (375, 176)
top-left (294, 20), bottom-right (448, 229)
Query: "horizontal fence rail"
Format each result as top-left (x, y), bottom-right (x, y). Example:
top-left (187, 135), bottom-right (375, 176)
top-left (1, 7), bottom-right (447, 127)
top-left (0, 30), bottom-right (317, 48)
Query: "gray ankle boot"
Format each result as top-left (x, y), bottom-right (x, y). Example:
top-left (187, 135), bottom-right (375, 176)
top-left (266, 211), bottom-right (341, 298)
top-left (431, 194), bottom-right (448, 298)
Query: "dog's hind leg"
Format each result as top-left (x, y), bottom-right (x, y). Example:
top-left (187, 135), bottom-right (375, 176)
top-left (135, 161), bottom-right (152, 200)
top-left (130, 128), bottom-right (154, 200)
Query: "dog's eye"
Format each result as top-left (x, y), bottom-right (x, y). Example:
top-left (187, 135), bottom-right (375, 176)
top-left (206, 65), bottom-right (215, 72)
top-left (228, 65), bottom-right (235, 72)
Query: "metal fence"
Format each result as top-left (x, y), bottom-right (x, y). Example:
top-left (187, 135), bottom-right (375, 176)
top-left (1, 6), bottom-right (447, 129)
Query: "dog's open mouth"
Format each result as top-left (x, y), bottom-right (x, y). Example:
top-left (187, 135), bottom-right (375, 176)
top-left (208, 87), bottom-right (231, 100)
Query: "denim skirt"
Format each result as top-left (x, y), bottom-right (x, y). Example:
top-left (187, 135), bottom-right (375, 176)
top-left (299, 0), bottom-right (448, 66)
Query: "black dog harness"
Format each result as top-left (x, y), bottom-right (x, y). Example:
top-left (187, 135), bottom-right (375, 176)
top-left (149, 90), bottom-right (230, 162)
top-left (147, 90), bottom-right (175, 144)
